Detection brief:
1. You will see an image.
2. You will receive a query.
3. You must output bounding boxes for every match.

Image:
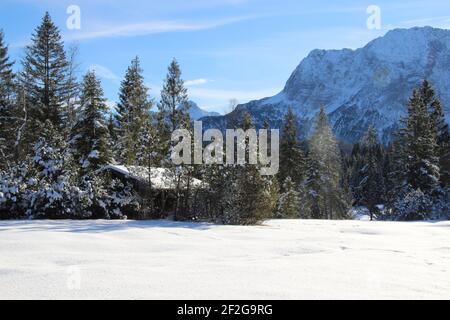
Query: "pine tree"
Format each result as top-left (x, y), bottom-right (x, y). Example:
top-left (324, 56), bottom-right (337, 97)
top-left (158, 58), bottom-right (190, 137)
top-left (107, 113), bottom-right (117, 150)
top-left (420, 80), bottom-right (450, 187)
top-left (20, 12), bottom-right (69, 131)
top-left (115, 56), bottom-right (153, 165)
top-left (0, 30), bottom-right (14, 111)
top-left (0, 30), bottom-right (15, 169)
top-left (276, 177), bottom-right (300, 218)
top-left (62, 45), bottom-right (80, 133)
top-left (400, 88), bottom-right (440, 194)
top-left (195, 162), bottom-right (225, 222)
top-left (347, 142), bottom-right (365, 203)
top-left (279, 107), bottom-right (306, 189)
top-left (70, 71), bottom-right (110, 172)
top-left (156, 59), bottom-right (191, 219)
top-left (305, 106), bottom-right (350, 219)
top-left (135, 117), bottom-right (161, 218)
top-left (27, 120), bottom-right (83, 218)
top-left (392, 187), bottom-right (433, 221)
top-left (357, 126), bottom-right (386, 220)
top-left (261, 120), bottom-right (280, 218)
top-left (221, 113), bottom-right (273, 225)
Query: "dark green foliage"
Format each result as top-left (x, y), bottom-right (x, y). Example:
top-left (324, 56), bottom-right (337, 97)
top-left (279, 107), bottom-right (306, 189)
top-left (70, 71), bottom-right (110, 172)
top-left (0, 30), bottom-right (15, 169)
top-left (357, 127), bottom-right (385, 219)
top-left (386, 80), bottom-right (449, 220)
top-left (421, 80), bottom-right (450, 186)
top-left (115, 56), bottom-right (153, 165)
top-left (158, 58), bottom-right (189, 133)
top-left (20, 12), bottom-right (70, 130)
top-left (201, 113), bottom-right (274, 225)
top-left (276, 177), bottom-right (301, 218)
top-left (346, 127), bottom-right (386, 219)
top-left (398, 85), bottom-right (440, 194)
top-left (305, 107), bottom-right (351, 219)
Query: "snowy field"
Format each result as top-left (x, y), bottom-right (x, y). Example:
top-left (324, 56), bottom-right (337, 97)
top-left (0, 219), bottom-right (450, 300)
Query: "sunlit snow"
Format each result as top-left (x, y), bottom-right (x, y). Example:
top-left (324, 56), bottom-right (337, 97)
top-left (1, 219), bottom-right (449, 299)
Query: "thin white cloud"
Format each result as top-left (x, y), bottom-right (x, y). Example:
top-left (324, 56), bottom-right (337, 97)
top-left (88, 64), bottom-right (120, 81)
top-left (64, 16), bottom-right (257, 41)
top-left (185, 78), bottom-right (210, 87)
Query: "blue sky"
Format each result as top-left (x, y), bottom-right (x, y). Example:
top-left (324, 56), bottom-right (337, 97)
top-left (2, 0), bottom-right (450, 113)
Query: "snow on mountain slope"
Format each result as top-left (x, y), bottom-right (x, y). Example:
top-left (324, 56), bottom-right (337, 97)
top-left (203, 27), bottom-right (450, 144)
top-left (186, 101), bottom-right (220, 120)
top-left (1, 219), bottom-right (450, 299)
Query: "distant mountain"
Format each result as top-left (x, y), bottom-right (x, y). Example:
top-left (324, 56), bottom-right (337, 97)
top-left (202, 27), bottom-right (450, 144)
top-left (186, 101), bottom-right (220, 120)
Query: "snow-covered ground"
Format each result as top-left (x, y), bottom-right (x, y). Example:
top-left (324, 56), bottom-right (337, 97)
top-left (0, 219), bottom-right (449, 300)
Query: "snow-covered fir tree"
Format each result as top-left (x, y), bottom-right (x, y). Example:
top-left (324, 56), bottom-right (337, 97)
top-left (279, 107), bottom-right (306, 189)
top-left (261, 120), bottom-right (280, 218)
top-left (386, 82), bottom-right (448, 220)
top-left (68, 72), bottom-right (139, 219)
top-left (221, 113), bottom-right (274, 225)
top-left (420, 80), bottom-right (450, 187)
top-left (115, 56), bottom-right (153, 165)
top-left (158, 58), bottom-right (190, 153)
top-left (62, 45), bottom-right (80, 135)
top-left (276, 177), bottom-right (301, 218)
top-left (70, 71), bottom-right (111, 172)
top-left (20, 12), bottom-right (70, 133)
top-left (135, 117), bottom-right (162, 218)
top-left (78, 171), bottom-right (139, 219)
top-left (305, 106), bottom-right (351, 219)
top-left (392, 187), bottom-right (433, 221)
top-left (0, 30), bottom-right (15, 169)
top-left (156, 59), bottom-right (193, 219)
top-left (356, 126), bottom-right (386, 220)
top-left (1, 120), bottom-right (89, 219)
top-left (26, 120), bottom-right (85, 218)
top-left (398, 87), bottom-right (440, 194)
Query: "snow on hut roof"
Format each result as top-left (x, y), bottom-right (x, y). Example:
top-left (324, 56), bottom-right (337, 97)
top-left (105, 164), bottom-right (205, 190)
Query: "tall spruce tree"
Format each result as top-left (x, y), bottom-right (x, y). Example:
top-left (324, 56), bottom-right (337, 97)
top-left (70, 71), bottom-right (110, 172)
top-left (276, 177), bottom-right (301, 218)
top-left (420, 80), bottom-right (450, 187)
top-left (385, 138), bottom-right (408, 206)
top-left (357, 126), bottom-right (386, 220)
top-left (222, 113), bottom-right (273, 224)
top-left (387, 82), bottom-right (446, 220)
top-left (20, 12), bottom-right (69, 131)
top-left (115, 56), bottom-right (152, 165)
top-left (158, 58), bottom-right (189, 135)
top-left (27, 120), bottom-right (81, 218)
top-left (135, 116), bottom-right (163, 217)
top-left (0, 30), bottom-right (14, 111)
top-left (279, 107), bottom-right (306, 189)
top-left (63, 45), bottom-right (80, 133)
top-left (400, 88), bottom-right (440, 194)
top-left (0, 30), bottom-right (15, 169)
top-left (305, 106), bottom-right (350, 219)
top-left (261, 120), bottom-right (280, 218)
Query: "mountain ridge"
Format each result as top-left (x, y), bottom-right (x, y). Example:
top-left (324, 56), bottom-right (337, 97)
top-left (186, 101), bottom-right (221, 120)
top-left (201, 26), bottom-right (450, 144)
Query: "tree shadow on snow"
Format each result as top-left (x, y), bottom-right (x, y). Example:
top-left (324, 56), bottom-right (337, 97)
top-left (0, 219), bottom-right (214, 233)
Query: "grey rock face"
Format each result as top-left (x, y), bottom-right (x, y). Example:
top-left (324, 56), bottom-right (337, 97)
top-left (202, 27), bottom-right (450, 144)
